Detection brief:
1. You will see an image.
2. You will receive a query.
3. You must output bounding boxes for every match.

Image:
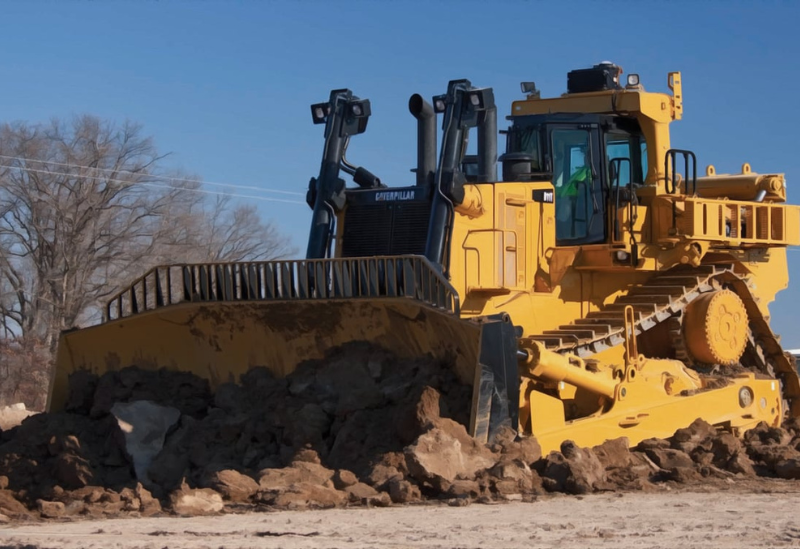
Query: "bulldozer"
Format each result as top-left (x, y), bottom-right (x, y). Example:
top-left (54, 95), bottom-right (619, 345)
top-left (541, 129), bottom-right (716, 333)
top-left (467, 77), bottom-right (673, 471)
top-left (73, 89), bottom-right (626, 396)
top-left (49, 63), bottom-right (800, 453)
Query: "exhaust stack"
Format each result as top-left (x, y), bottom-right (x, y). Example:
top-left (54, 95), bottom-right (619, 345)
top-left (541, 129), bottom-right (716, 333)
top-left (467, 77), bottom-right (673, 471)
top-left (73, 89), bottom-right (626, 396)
top-left (478, 106), bottom-right (497, 182)
top-left (409, 94), bottom-right (437, 187)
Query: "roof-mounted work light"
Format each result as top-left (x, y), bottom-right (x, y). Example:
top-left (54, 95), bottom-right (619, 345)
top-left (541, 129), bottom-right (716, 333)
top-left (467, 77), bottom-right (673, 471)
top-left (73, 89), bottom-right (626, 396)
top-left (343, 98), bottom-right (371, 135)
top-left (348, 99), bottom-right (371, 119)
top-left (310, 103), bottom-right (331, 124)
top-left (466, 87), bottom-right (495, 111)
top-left (432, 94), bottom-right (446, 114)
top-left (626, 74), bottom-right (641, 89)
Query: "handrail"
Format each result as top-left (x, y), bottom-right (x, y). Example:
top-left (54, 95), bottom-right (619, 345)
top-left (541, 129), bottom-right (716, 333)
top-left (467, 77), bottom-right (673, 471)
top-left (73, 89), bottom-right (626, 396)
top-left (665, 149), bottom-right (697, 195)
top-left (104, 255), bottom-right (460, 322)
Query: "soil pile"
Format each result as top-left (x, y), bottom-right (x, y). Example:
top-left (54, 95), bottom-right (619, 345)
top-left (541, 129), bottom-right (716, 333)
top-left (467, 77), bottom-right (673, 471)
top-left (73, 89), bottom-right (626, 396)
top-left (0, 343), bottom-right (798, 520)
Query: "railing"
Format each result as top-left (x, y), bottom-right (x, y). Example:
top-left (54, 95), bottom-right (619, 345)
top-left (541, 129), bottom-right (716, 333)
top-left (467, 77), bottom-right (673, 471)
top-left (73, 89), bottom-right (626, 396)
top-left (679, 198), bottom-right (800, 247)
top-left (105, 255), bottom-right (460, 322)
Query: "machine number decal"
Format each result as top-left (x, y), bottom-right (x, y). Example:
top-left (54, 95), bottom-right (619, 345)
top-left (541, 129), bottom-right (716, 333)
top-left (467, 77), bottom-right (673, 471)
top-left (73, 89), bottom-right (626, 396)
top-left (532, 190), bottom-right (554, 203)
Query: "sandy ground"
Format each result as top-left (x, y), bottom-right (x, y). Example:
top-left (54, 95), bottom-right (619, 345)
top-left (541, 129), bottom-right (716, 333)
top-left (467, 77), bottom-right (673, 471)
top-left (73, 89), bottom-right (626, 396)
top-left (1, 481), bottom-right (799, 549)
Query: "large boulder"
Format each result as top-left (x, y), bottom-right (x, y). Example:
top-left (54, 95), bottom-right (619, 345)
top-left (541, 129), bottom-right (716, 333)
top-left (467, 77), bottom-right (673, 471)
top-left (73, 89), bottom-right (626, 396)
top-left (110, 400), bottom-right (180, 486)
top-left (268, 482), bottom-right (346, 510)
top-left (541, 441), bottom-right (606, 495)
top-left (169, 483), bottom-right (224, 516)
top-left (200, 469), bottom-right (259, 502)
top-left (405, 420), bottom-right (497, 490)
top-left (774, 458), bottom-right (800, 480)
top-left (671, 419), bottom-right (716, 454)
top-left (643, 448), bottom-right (695, 470)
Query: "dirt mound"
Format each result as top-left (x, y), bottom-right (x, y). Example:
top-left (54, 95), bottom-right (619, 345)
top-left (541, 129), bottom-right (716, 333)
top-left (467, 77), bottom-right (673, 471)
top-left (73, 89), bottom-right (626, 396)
top-left (0, 344), bottom-right (799, 520)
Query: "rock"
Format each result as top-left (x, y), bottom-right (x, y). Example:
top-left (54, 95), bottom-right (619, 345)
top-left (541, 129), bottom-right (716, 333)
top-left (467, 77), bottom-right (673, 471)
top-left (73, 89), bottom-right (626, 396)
top-left (258, 467), bottom-right (304, 490)
top-left (344, 482), bottom-right (382, 504)
top-left (0, 491), bottom-right (32, 519)
top-left (270, 482), bottom-right (346, 509)
top-left (774, 458), bottom-right (800, 480)
top-left (111, 400), bottom-right (181, 486)
top-left (783, 416), bottom-right (800, 438)
top-left (636, 438), bottom-right (671, 451)
top-left (691, 450), bottom-right (714, 467)
top-left (593, 438), bottom-right (632, 470)
top-left (493, 480), bottom-right (522, 498)
top-left (169, 483), bottom-right (224, 516)
top-left (36, 499), bottom-right (65, 518)
top-left (663, 466), bottom-right (702, 483)
top-left (726, 451), bottom-right (756, 476)
top-left (64, 370), bottom-right (99, 414)
top-left (489, 459), bottom-right (541, 495)
top-left (515, 436), bottom-right (543, 465)
top-left (365, 464), bottom-right (403, 490)
top-left (744, 422), bottom-right (792, 447)
top-left (644, 448), bottom-right (695, 470)
top-left (395, 386), bottom-right (442, 444)
top-left (388, 478), bottom-right (421, 503)
top-left (91, 367), bottom-right (211, 418)
top-left (289, 461), bottom-right (335, 487)
top-left (52, 453), bottom-right (93, 489)
top-left (333, 469), bottom-right (358, 489)
top-left (447, 479), bottom-right (481, 499)
top-left (135, 482), bottom-right (162, 516)
top-left (710, 433), bottom-right (743, 467)
top-left (671, 419), bottom-right (716, 454)
top-left (213, 383), bottom-right (245, 414)
top-left (68, 485), bottom-right (105, 503)
top-left (491, 427), bottom-right (542, 465)
top-left (748, 444), bottom-right (800, 470)
top-left (201, 469), bottom-right (259, 502)
top-left (118, 487), bottom-right (141, 511)
top-left (291, 447), bottom-right (322, 465)
top-left (0, 477), bottom-right (8, 490)
top-left (405, 422), bottom-right (497, 489)
top-left (289, 405), bottom-right (331, 451)
top-left (541, 441), bottom-right (606, 495)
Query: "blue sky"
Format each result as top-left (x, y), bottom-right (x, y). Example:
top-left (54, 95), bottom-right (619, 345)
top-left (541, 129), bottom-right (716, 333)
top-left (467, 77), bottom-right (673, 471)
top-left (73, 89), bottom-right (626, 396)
top-left (2, 1), bottom-right (800, 345)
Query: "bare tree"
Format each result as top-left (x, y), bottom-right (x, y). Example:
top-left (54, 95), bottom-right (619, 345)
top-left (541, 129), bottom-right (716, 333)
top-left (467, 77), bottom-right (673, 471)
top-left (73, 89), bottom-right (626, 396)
top-left (0, 116), bottom-right (295, 406)
top-left (149, 193), bottom-right (294, 265)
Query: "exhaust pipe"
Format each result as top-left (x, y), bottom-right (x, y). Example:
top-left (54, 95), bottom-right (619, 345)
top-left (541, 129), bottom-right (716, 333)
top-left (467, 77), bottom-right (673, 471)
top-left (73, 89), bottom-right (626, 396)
top-left (477, 106), bottom-right (497, 182)
top-left (409, 94), bottom-right (437, 187)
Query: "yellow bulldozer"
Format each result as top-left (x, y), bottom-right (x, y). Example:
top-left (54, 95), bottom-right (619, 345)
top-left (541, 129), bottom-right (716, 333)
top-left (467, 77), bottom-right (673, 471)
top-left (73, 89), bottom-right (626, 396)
top-left (50, 63), bottom-right (800, 453)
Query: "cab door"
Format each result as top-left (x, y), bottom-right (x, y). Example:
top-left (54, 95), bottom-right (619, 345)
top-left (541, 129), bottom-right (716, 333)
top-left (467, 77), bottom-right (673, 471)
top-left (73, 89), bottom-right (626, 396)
top-left (549, 124), bottom-right (605, 246)
top-left (603, 124), bottom-right (646, 247)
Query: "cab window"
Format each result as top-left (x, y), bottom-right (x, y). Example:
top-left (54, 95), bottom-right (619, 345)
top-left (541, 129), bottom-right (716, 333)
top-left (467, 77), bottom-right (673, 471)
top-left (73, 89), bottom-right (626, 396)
top-left (605, 132), bottom-right (646, 186)
top-left (552, 128), bottom-right (603, 244)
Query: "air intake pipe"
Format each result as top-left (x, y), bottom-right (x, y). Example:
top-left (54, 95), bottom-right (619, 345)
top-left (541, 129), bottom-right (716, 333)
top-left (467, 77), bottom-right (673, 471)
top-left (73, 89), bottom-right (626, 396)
top-left (408, 94), bottom-right (437, 187)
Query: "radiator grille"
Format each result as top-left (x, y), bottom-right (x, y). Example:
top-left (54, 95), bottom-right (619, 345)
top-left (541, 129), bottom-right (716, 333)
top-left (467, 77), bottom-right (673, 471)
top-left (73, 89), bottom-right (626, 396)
top-left (342, 201), bottom-right (431, 257)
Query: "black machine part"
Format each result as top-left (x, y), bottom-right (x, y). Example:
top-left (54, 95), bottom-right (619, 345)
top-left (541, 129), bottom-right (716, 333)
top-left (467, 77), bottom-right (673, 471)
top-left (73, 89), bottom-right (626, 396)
top-left (472, 313), bottom-right (521, 442)
top-left (306, 89), bottom-right (374, 260)
top-left (424, 79), bottom-right (496, 271)
top-left (409, 94), bottom-right (437, 187)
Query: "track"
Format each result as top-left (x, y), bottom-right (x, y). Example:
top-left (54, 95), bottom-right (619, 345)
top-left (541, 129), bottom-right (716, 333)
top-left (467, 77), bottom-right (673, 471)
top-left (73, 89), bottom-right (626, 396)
top-left (527, 263), bottom-right (800, 414)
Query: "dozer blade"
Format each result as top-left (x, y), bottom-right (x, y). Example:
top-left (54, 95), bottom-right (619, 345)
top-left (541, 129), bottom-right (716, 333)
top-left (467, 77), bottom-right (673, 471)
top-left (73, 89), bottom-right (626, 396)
top-left (50, 258), bottom-right (520, 442)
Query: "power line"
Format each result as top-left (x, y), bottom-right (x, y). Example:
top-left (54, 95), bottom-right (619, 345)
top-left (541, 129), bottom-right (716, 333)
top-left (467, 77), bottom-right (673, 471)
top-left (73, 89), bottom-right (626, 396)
top-left (0, 154), bottom-right (306, 197)
top-left (0, 164), bottom-right (308, 205)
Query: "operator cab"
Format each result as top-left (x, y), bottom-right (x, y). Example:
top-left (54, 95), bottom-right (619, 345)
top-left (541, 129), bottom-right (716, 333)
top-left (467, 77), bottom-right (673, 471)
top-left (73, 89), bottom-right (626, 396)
top-left (501, 63), bottom-right (648, 246)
